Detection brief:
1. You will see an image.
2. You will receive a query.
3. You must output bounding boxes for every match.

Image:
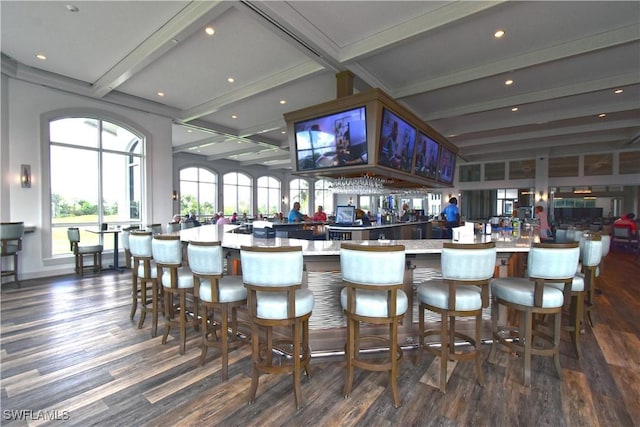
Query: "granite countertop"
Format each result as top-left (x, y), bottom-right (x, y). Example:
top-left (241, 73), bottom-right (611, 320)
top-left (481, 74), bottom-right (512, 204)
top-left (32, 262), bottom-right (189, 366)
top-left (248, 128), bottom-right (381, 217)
top-left (179, 224), bottom-right (534, 255)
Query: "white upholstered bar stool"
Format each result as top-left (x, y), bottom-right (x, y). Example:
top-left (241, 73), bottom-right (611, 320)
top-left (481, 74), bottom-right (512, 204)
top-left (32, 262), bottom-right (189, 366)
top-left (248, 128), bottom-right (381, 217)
top-left (121, 226), bottom-right (139, 269)
top-left (340, 243), bottom-right (407, 408)
top-left (240, 246), bottom-right (314, 410)
top-left (489, 242), bottom-right (579, 386)
top-left (166, 223), bottom-right (181, 234)
top-left (546, 235), bottom-right (601, 358)
top-left (147, 223), bottom-right (162, 235)
top-left (188, 241), bottom-right (247, 380)
top-left (152, 235), bottom-right (198, 354)
top-left (1, 222), bottom-right (25, 286)
top-left (580, 234), bottom-right (603, 328)
top-left (416, 242), bottom-right (496, 393)
top-left (129, 231), bottom-right (161, 336)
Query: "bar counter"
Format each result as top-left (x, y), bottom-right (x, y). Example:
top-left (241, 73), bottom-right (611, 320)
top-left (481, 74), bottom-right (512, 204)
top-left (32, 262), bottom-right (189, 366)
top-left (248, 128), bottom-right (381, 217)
top-left (179, 224), bottom-right (534, 354)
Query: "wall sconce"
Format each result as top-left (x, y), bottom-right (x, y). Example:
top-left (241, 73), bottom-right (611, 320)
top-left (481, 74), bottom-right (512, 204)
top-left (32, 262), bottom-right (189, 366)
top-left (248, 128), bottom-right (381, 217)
top-left (281, 196), bottom-right (288, 205)
top-left (21, 164), bottom-right (31, 188)
top-left (172, 190), bottom-right (178, 201)
top-left (538, 191), bottom-right (547, 202)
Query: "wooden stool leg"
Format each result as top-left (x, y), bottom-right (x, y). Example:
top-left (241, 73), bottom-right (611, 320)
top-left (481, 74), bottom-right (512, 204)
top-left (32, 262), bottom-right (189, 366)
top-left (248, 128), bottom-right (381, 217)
top-left (390, 318), bottom-right (401, 408)
top-left (162, 289), bottom-right (171, 345)
top-left (343, 314), bottom-right (355, 398)
top-left (553, 311), bottom-right (563, 379)
top-left (179, 290), bottom-right (187, 354)
top-left (151, 282), bottom-right (159, 338)
top-left (199, 305), bottom-right (209, 366)
top-left (221, 304), bottom-right (230, 381)
top-left (489, 296), bottom-right (499, 364)
top-left (293, 319), bottom-right (303, 410)
top-left (138, 280), bottom-right (147, 329)
top-left (439, 311), bottom-right (448, 393)
top-left (248, 322), bottom-right (260, 404)
top-left (130, 269), bottom-right (138, 320)
top-left (523, 310), bottom-right (533, 387)
top-left (475, 312), bottom-right (485, 386)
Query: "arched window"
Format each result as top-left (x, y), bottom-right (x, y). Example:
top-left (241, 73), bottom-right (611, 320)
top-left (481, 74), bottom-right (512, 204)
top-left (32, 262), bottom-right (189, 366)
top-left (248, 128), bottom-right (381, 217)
top-left (179, 167), bottom-right (217, 218)
top-left (257, 176), bottom-right (281, 216)
top-left (314, 179), bottom-right (334, 215)
top-left (223, 172), bottom-right (252, 216)
top-left (289, 178), bottom-right (310, 216)
top-left (49, 117), bottom-right (143, 256)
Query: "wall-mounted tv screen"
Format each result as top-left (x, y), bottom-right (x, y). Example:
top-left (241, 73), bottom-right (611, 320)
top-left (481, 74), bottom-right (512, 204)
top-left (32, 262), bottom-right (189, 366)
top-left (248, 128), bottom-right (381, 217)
top-left (378, 108), bottom-right (416, 172)
top-left (437, 145), bottom-right (456, 184)
top-left (295, 106), bottom-right (367, 171)
top-left (414, 132), bottom-right (440, 179)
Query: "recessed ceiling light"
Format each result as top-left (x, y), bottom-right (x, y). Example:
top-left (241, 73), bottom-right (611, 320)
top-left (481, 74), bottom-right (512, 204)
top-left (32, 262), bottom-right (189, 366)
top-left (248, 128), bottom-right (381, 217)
top-left (227, 77), bottom-right (235, 83)
top-left (494, 29), bottom-right (505, 38)
top-left (157, 91), bottom-right (165, 97)
top-left (281, 131), bottom-right (286, 134)
top-left (231, 115), bottom-right (238, 119)
top-left (66, 4), bottom-right (79, 12)
top-left (205, 27), bottom-right (215, 36)
top-left (36, 53), bottom-right (47, 61)
top-left (186, 129), bottom-right (192, 133)
top-left (279, 100), bottom-right (287, 105)
top-left (505, 79), bottom-right (514, 85)
top-left (511, 107), bottom-right (519, 112)
top-left (598, 113), bottom-right (606, 118)
top-left (614, 89), bottom-right (623, 94)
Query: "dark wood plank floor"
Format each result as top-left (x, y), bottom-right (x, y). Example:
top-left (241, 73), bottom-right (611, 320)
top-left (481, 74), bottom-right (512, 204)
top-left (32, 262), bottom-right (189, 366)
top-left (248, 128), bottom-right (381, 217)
top-left (2, 250), bottom-right (639, 427)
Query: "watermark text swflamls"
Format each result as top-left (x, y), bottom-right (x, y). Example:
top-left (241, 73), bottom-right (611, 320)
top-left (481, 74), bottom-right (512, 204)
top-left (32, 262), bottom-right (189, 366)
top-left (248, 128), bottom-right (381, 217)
top-left (3, 409), bottom-right (70, 421)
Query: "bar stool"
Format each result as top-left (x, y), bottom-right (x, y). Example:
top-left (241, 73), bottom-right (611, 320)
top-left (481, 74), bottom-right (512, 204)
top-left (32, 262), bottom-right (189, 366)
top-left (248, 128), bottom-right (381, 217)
top-left (67, 227), bottom-right (103, 275)
top-left (152, 235), bottom-right (198, 354)
top-left (547, 234), bottom-right (601, 358)
top-left (340, 243), bottom-right (407, 408)
top-left (1, 222), bottom-right (25, 286)
top-left (120, 226), bottom-right (139, 269)
top-left (147, 223), bottom-right (162, 235)
top-left (416, 242), bottom-right (496, 393)
top-left (580, 234), bottom-right (603, 328)
top-left (489, 242), bottom-right (579, 386)
top-left (188, 241), bottom-right (248, 380)
top-left (129, 231), bottom-right (161, 336)
top-left (240, 246), bottom-right (314, 410)
top-left (167, 223), bottom-right (181, 233)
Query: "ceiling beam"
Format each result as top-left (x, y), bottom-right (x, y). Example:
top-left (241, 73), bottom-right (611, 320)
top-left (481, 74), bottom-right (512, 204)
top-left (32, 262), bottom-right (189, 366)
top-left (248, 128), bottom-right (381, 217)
top-left (394, 24), bottom-right (640, 98)
top-left (91, 2), bottom-right (233, 98)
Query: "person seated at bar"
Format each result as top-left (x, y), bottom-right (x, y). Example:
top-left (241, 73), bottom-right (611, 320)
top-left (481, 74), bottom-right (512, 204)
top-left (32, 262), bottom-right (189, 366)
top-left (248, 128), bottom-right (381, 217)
top-left (216, 212), bottom-right (231, 225)
top-left (613, 212), bottom-right (638, 234)
top-left (184, 211), bottom-right (201, 227)
top-left (170, 214), bottom-right (182, 224)
top-left (288, 202), bottom-right (309, 223)
top-left (311, 205), bottom-right (327, 222)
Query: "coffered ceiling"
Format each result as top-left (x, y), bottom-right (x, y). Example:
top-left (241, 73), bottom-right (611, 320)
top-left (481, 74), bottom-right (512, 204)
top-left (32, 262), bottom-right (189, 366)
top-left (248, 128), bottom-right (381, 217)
top-left (2, 1), bottom-right (639, 171)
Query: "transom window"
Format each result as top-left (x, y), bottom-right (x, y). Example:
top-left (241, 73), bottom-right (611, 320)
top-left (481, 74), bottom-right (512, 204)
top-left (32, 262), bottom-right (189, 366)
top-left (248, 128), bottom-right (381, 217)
top-left (49, 117), bottom-right (143, 256)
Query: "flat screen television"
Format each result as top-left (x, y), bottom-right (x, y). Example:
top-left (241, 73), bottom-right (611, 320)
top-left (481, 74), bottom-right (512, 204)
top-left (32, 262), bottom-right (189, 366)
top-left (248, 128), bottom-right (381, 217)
top-left (294, 106), bottom-right (367, 171)
top-left (437, 145), bottom-right (456, 184)
top-left (378, 108), bottom-right (416, 172)
top-left (414, 132), bottom-right (440, 179)
top-left (335, 205), bottom-right (356, 225)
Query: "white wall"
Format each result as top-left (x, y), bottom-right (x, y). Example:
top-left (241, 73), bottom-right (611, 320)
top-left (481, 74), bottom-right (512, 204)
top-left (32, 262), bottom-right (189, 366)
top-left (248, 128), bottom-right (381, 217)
top-left (1, 78), bottom-right (173, 280)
